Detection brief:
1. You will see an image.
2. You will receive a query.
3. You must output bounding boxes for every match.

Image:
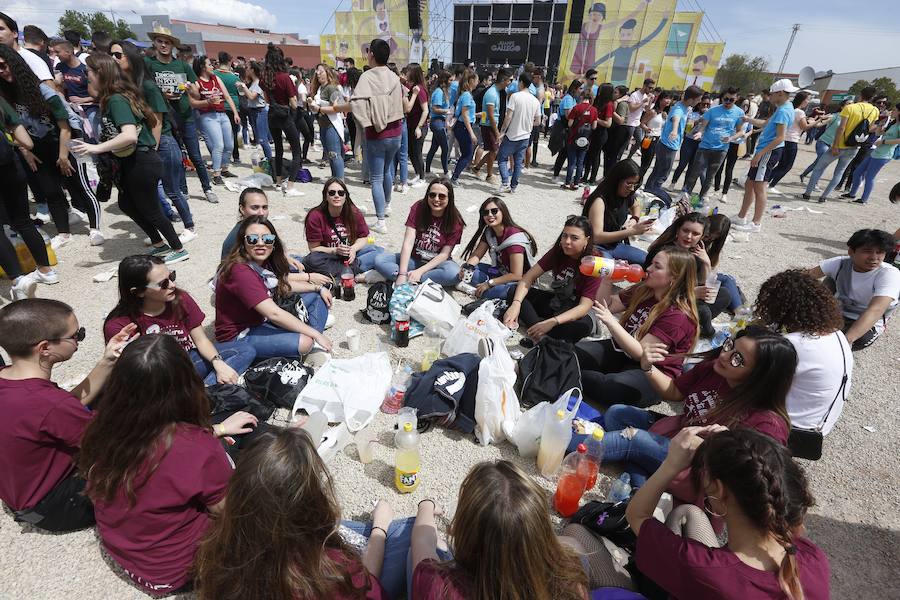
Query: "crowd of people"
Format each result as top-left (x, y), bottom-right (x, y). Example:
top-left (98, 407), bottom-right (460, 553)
top-left (1, 11), bottom-right (899, 599)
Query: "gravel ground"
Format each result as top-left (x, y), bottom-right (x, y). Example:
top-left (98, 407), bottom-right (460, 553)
top-left (1, 140), bottom-right (898, 599)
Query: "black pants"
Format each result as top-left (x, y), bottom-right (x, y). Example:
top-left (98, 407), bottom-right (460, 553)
top-left (672, 138), bottom-right (699, 183)
top-left (746, 131), bottom-right (759, 156)
top-left (639, 137), bottom-right (659, 182)
top-left (347, 112), bottom-right (358, 155)
top-left (269, 109), bottom-right (303, 181)
top-left (295, 109), bottom-right (314, 162)
top-left (118, 150), bottom-right (183, 251)
top-left (575, 338), bottom-right (660, 409)
top-left (23, 138), bottom-right (70, 234)
top-left (697, 286), bottom-right (732, 338)
top-left (553, 146), bottom-right (568, 177)
top-left (13, 470), bottom-right (94, 532)
top-left (239, 104), bottom-right (256, 145)
top-left (838, 146), bottom-right (871, 190)
top-left (0, 161), bottom-right (50, 279)
top-left (226, 110), bottom-right (240, 162)
top-left (844, 317), bottom-right (880, 351)
top-left (584, 127), bottom-right (609, 183)
top-left (65, 152), bottom-right (101, 229)
top-left (531, 126), bottom-right (541, 164)
top-left (510, 288), bottom-right (594, 343)
top-left (407, 118), bottom-right (425, 180)
top-left (603, 125), bottom-right (630, 174)
top-left (713, 144), bottom-right (740, 194)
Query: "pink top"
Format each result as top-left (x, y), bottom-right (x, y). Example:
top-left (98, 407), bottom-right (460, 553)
top-left (305, 206), bottom-right (369, 247)
top-left (536, 250), bottom-right (602, 301)
top-left (617, 287), bottom-right (697, 378)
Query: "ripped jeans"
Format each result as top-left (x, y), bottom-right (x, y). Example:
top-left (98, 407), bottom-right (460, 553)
top-left (322, 123), bottom-right (345, 180)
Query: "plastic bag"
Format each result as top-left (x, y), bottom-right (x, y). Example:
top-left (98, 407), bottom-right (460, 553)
top-left (474, 338), bottom-right (520, 446)
top-left (408, 281), bottom-right (461, 333)
top-left (223, 172), bottom-right (275, 193)
top-left (639, 206), bottom-right (678, 242)
top-left (443, 301), bottom-right (511, 357)
top-left (510, 401), bottom-right (548, 458)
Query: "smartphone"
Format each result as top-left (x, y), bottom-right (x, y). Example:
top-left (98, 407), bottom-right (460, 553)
top-left (638, 216), bottom-right (657, 224)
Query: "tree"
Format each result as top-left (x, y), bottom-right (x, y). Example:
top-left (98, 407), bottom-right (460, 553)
top-left (713, 54), bottom-right (772, 95)
top-left (58, 10), bottom-right (134, 40)
top-left (848, 77), bottom-right (899, 104)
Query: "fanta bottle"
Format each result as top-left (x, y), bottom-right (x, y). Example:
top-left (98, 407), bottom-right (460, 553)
top-left (394, 422), bottom-right (421, 493)
top-left (554, 444), bottom-right (589, 517)
top-left (579, 256), bottom-right (644, 282)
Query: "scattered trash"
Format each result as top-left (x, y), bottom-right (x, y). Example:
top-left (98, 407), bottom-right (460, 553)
top-left (223, 172), bottom-right (274, 192)
top-left (863, 425), bottom-right (876, 433)
top-left (269, 214), bottom-right (287, 220)
top-left (93, 269), bottom-right (117, 283)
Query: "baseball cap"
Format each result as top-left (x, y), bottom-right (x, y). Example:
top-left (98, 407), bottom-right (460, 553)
top-left (770, 78), bottom-right (800, 94)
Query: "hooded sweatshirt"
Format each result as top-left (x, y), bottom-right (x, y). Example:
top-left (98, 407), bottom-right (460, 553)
top-left (350, 66), bottom-right (404, 139)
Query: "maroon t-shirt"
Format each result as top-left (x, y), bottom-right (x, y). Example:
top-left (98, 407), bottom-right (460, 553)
top-left (104, 291), bottom-right (205, 352)
top-left (407, 83), bottom-right (429, 129)
top-left (599, 100), bottom-right (615, 121)
top-left (214, 263), bottom-right (271, 342)
top-left (93, 425), bottom-right (233, 593)
top-left (494, 225), bottom-right (526, 274)
top-left (567, 102), bottom-right (598, 144)
top-left (411, 560), bottom-right (470, 600)
top-left (325, 549), bottom-right (388, 600)
top-left (305, 206), bottom-right (369, 248)
top-left (616, 287), bottom-right (697, 378)
top-left (406, 200), bottom-right (464, 262)
top-left (0, 375), bottom-right (92, 510)
top-left (365, 119), bottom-right (403, 140)
top-left (537, 250), bottom-right (602, 301)
top-left (635, 518), bottom-right (830, 600)
top-left (265, 71), bottom-right (297, 106)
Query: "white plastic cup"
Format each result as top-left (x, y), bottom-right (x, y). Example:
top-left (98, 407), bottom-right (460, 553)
top-left (346, 328), bottom-right (360, 352)
top-left (705, 279), bottom-right (722, 303)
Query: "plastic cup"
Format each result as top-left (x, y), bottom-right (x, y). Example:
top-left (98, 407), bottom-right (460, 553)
top-left (705, 279), bottom-right (722, 303)
top-left (346, 328), bottom-right (360, 352)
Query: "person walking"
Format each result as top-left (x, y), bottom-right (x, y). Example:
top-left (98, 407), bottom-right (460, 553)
top-left (767, 91), bottom-right (824, 192)
top-left (425, 69), bottom-right (451, 176)
top-left (643, 85), bottom-right (704, 205)
top-left (583, 82), bottom-right (615, 184)
top-left (496, 72), bottom-right (542, 194)
top-left (842, 103), bottom-right (900, 204)
top-left (563, 90), bottom-right (598, 190)
top-left (193, 55), bottom-right (240, 185)
top-left (260, 44), bottom-right (305, 198)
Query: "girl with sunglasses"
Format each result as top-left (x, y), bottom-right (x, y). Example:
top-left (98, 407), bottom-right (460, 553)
top-left (373, 178), bottom-right (465, 286)
top-left (459, 196), bottom-right (537, 300)
top-left (104, 255), bottom-right (256, 386)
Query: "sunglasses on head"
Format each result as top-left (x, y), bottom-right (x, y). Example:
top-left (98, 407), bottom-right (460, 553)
top-left (146, 270), bottom-right (177, 290)
top-left (427, 191), bottom-right (448, 200)
top-left (110, 51), bottom-right (124, 59)
top-left (327, 188), bottom-right (346, 197)
top-left (480, 207), bottom-right (500, 217)
top-left (721, 337), bottom-right (745, 368)
top-left (245, 233), bottom-right (277, 245)
top-left (49, 326), bottom-right (86, 344)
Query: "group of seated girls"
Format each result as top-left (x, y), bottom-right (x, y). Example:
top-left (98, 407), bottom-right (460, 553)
top-left (0, 299), bottom-right (830, 598)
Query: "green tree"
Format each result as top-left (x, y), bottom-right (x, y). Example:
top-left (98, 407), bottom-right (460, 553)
top-left (713, 54), bottom-right (772, 95)
top-left (58, 10), bottom-right (134, 40)
top-left (849, 77), bottom-right (899, 105)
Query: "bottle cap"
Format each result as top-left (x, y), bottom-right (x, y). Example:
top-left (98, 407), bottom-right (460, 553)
top-left (576, 443), bottom-right (587, 453)
top-left (592, 428), bottom-right (605, 441)
top-left (403, 423), bottom-right (413, 432)
top-left (556, 409), bottom-right (565, 420)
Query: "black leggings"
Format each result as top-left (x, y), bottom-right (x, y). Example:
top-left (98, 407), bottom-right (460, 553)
top-left (407, 118), bottom-right (425, 179)
top-left (697, 287), bottom-right (732, 338)
top-left (510, 288), bottom-right (594, 343)
top-left (0, 161), bottom-right (50, 279)
top-left (269, 109), bottom-right (303, 181)
top-left (604, 125), bottom-right (630, 174)
top-left (639, 137), bottom-right (659, 182)
top-left (295, 109), bottom-right (314, 162)
top-left (23, 138), bottom-right (70, 234)
top-left (117, 150), bottom-right (183, 250)
top-left (575, 339), bottom-right (660, 409)
top-left (584, 127), bottom-right (609, 183)
top-left (713, 144), bottom-right (740, 194)
top-left (227, 110), bottom-right (240, 162)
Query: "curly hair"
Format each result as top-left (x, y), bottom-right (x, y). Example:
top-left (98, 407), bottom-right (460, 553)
top-left (0, 44), bottom-right (50, 119)
top-left (754, 269), bottom-right (844, 336)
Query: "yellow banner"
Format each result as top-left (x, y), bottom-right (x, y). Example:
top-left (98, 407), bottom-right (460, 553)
top-left (325, 2), bottom-right (428, 67)
top-left (657, 11), bottom-right (701, 89)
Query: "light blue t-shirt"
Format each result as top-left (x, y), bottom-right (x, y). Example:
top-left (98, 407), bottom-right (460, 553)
top-left (700, 105), bottom-right (745, 151)
top-left (430, 88), bottom-right (448, 120)
top-left (455, 90), bottom-right (477, 124)
top-left (756, 102), bottom-right (794, 153)
top-left (480, 85), bottom-right (501, 126)
top-left (505, 81), bottom-right (518, 95)
top-left (449, 80), bottom-right (459, 107)
top-left (818, 115), bottom-right (842, 147)
top-left (559, 94), bottom-right (576, 118)
top-left (660, 102), bottom-right (690, 151)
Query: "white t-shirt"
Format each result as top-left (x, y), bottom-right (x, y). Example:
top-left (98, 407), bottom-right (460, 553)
top-left (785, 331), bottom-right (852, 435)
top-left (18, 48), bottom-right (53, 82)
top-left (821, 256), bottom-right (900, 332)
top-left (785, 108), bottom-right (805, 143)
top-left (626, 90), bottom-right (646, 127)
top-left (647, 112), bottom-right (665, 137)
top-left (297, 82), bottom-right (308, 101)
top-left (315, 89), bottom-right (345, 142)
top-left (503, 89), bottom-right (542, 142)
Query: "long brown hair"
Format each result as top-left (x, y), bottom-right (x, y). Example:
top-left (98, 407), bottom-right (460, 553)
top-left (77, 334), bottom-right (211, 504)
top-left (646, 212), bottom-right (709, 262)
top-left (461, 196), bottom-right (537, 260)
top-left (309, 62), bottom-right (338, 98)
top-left (415, 177), bottom-right (465, 236)
top-left (620, 245), bottom-right (699, 345)
top-left (194, 428), bottom-right (370, 600)
top-left (444, 461), bottom-right (587, 600)
top-left (105, 255), bottom-right (185, 325)
top-left (85, 52), bottom-right (158, 129)
top-left (307, 177), bottom-right (361, 243)
top-left (218, 216), bottom-right (291, 297)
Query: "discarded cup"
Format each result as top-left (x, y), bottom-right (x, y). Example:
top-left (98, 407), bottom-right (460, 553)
top-left (346, 328), bottom-right (361, 352)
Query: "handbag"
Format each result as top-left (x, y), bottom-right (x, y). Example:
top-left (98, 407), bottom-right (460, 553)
top-left (269, 102), bottom-right (291, 120)
top-left (242, 358), bottom-right (314, 410)
top-left (788, 332), bottom-right (848, 460)
top-left (570, 500), bottom-right (636, 552)
top-left (275, 292), bottom-right (310, 324)
top-left (408, 280), bottom-right (461, 333)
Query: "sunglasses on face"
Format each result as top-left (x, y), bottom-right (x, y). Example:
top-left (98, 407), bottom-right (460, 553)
top-left (723, 97), bottom-right (736, 103)
top-left (50, 326), bottom-right (86, 344)
top-left (481, 207), bottom-right (500, 217)
top-left (327, 189), bottom-right (346, 197)
top-left (110, 51), bottom-right (124, 59)
top-left (620, 180), bottom-right (640, 189)
top-left (427, 191), bottom-right (448, 201)
top-left (146, 270), bottom-right (177, 290)
top-left (245, 233), bottom-right (277, 246)
top-left (721, 337), bottom-right (745, 368)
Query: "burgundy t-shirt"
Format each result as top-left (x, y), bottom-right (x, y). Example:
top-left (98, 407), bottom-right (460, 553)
top-left (537, 250), bottom-right (602, 301)
top-left (567, 102), bottom-right (598, 144)
top-left (0, 375), bottom-right (92, 511)
top-left (104, 291), bottom-right (205, 352)
top-left (406, 200), bottom-right (464, 262)
top-left (616, 287), bottom-right (697, 378)
top-left (325, 549), bottom-right (388, 600)
top-left (635, 518), bottom-right (830, 600)
top-left (411, 560), bottom-right (470, 600)
top-left (495, 225), bottom-right (526, 274)
top-left (214, 263), bottom-right (271, 342)
top-left (93, 425), bottom-right (233, 593)
top-left (407, 83), bottom-right (429, 128)
top-left (599, 100), bottom-right (615, 121)
top-left (305, 206), bottom-right (369, 248)
top-left (365, 119), bottom-right (403, 140)
top-left (265, 71), bottom-right (296, 106)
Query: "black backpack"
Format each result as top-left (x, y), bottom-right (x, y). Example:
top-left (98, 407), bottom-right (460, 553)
top-left (207, 383), bottom-right (275, 422)
top-left (845, 105), bottom-right (878, 147)
top-left (515, 337), bottom-right (582, 409)
top-left (242, 358), bottom-right (314, 410)
top-left (363, 282), bottom-right (392, 325)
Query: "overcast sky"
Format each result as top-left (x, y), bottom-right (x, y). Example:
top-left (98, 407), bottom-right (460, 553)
top-left (6, 0), bottom-right (899, 74)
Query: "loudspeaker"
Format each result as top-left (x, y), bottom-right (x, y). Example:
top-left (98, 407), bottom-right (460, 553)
top-left (408, 0), bottom-right (422, 30)
top-left (568, 0), bottom-right (586, 34)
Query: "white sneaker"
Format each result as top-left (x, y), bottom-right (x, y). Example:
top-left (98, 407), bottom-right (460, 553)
top-left (719, 193), bottom-right (728, 204)
top-left (455, 281), bottom-right (477, 295)
top-left (370, 220), bottom-right (388, 234)
top-left (89, 229), bottom-right (105, 246)
top-left (384, 204), bottom-right (392, 217)
top-left (32, 269), bottom-right (60, 285)
top-left (325, 313), bottom-right (336, 330)
top-left (69, 208), bottom-right (87, 224)
top-left (50, 235), bottom-right (71, 251)
top-left (498, 183), bottom-right (512, 194)
top-left (35, 211), bottom-right (52, 224)
top-left (283, 186), bottom-right (305, 197)
top-left (410, 178), bottom-right (426, 189)
top-left (179, 229), bottom-right (198, 245)
top-left (732, 214), bottom-right (749, 226)
top-left (11, 274), bottom-right (37, 300)
top-left (396, 183), bottom-right (408, 195)
top-left (552, 175), bottom-right (563, 183)
top-left (204, 189), bottom-right (220, 204)
top-left (408, 175), bottom-right (421, 185)
top-left (359, 269), bottom-right (387, 284)
top-left (768, 186), bottom-right (783, 195)
top-left (733, 221), bottom-right (761, 233)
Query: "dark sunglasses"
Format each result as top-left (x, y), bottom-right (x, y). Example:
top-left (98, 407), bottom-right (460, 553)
top-left (146, 270), bottom-right (177, 290)
top-left (721, 337), bottom-right (745, 368)
top-left (110, 51), bottom-right (124, 60)
top-left (327, 189), bottom-right (347, 197)
top-left (50, 326), bottom-right (86, 344)
top-left (427, 191), bottom-right (448, 200)
top-left (722, 97), bottom-right (736, 103)
top-left (480, 207), bottom-right (500, 217)
top-left (245, 233), bottom-right (277, 245)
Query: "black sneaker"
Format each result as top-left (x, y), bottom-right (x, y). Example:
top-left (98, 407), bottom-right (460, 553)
top-left (212, 175), bottom-right (225, 186)
top-left (801, 193), bottom-right (811, 200)
top-left (840, 193), bottom-right (855, 199)
top-left (221, 170), bottom-right (238, 178)
top-left (817, 197), bottom-right (826, 204)
top-left (852, 198), bottom-right (868, 204)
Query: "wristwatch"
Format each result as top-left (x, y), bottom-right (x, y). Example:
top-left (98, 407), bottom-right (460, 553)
top-left (488, 279), bottom-right (495, 287)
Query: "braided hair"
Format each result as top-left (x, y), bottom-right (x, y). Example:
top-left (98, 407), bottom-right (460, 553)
top-left (692, 429), bottom-right (814, 600)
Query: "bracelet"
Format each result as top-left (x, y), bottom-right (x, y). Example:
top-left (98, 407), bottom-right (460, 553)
top-left (642, 364), bottom-right (653, 373)
top-left (213, 423), bottom-right (223, 436)
top-left (418, 498), bottom-right (436, 511)
top-left (211, 354), bottom-right (223, 363)
top-left (371, 526), bottom-right (387, 537)
top-left (554, 317), bottom-right (560, 326)
top-left (398, 272), bottom-right (408, 277)
top-left (510, 299), bottom-right (522, 304)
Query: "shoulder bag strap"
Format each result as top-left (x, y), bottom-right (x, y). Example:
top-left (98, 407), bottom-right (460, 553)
top-left (324, 211), bottom-right (349, 245)
top-left (815, 332), bottom-right (848, 432)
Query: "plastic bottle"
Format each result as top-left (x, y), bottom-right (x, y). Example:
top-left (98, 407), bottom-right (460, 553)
top-left (579, 256), bottom-right (644, 282)
top-left (582, 428), bottom-right (605, 489)
top-left (582, 186), bottom-right (592, 202)
top-left (731, 305), bottom-right (753, 335)
top-left (690, 193), bottom-right (703, 209)
top-left (421, 322), bottom-right (442, 371)
top-left (554, 444), bottom-right (589, 517)
top-left (0, 226), bottom-right (58, 279)
top-left (395, 311), bottom-right (410, 347)
top-left (250, 147), bottom-right (262, 170)
top-left (711, 328), bottom-right (731, 349)
top-left (381, 363), bottom-right (412, 414)
top-left (606, 472), bottom-right (632, 503)
top-left (340, 261), bottom-right (356, 302)
top-left (394, 422), bottom-right (421, 493)
top-left (537, 409), bottom-right (572, 478)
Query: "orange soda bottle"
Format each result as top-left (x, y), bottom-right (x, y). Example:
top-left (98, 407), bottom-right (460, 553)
top-left (553, 444), bottom-right (589, 517)
top-left (579, 256), bottom-right (644, 282)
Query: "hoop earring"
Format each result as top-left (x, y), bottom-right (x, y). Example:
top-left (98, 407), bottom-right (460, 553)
top-left (703, 495), bottom-right (727, 518)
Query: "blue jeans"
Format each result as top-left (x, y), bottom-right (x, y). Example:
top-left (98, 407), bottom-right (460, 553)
top-left (682, 148), bottom-right (727, 198)
top-left (250, 106), bottom-right (273, 161)
top-left (425, 119), bottom-right (449, 174)
top-left (365, 134), bottom-right (401, 219)
top-left (800, 140), bottom-right (830, 179)
top-left (360, 133), bottom-right (370, 180)
top-left (451, 120), bottom-right (475, 181)
top-left (497, 136), bottom-right (529, 189)
top-left (355, 244), bottom-right (383, 271)
top-left (717, 272), bottom-right (743, 312)
top-left (566, 143), bottom-right (589, 185)
top-left (177, 116), bottom-right (212, 192)
top-left (469, 263), bottom-right (517, 300)
top-left (322, 124), bottom-right (345, 180)
top-left (241, 292), bottom-right (328, 358)
top-left (198, 111), bottom-right (235, 172)
top-left (597, 242), bottom-right (648, 265)
top-left (672, 137), bottom-right (700, 183)
top-left (342, 518), bottom-right (414, 600)
top-left (392, 117), bottom-right (409, 184)
top-left (189, 339), bottom-right (257, 386)
top-left (804, 146), bottom-right (859, 198)
top-left (849, 154), bottom-right (890, 203)
top-left (158, 134), bottom-right (193, 229)
top-left (374, 253), bottom-right (461, 286)
top-left (644, 143), bottom-right (677, 200)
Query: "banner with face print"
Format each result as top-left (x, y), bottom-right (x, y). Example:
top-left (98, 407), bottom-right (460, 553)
top-left (323, 0), bottom-right (428, 68)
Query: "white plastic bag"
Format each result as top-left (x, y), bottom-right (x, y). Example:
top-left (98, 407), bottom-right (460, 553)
top-left (224, 172), bottom-right (275, 193)
top-left (639, 206), bottom-right (678, 242)
top-left (408, 281), bottom-right (461, 333)
top-left (511, 402), bottom-right (548, 458)
top-left (292, 352), bottom-right (392, 431)
top-left (474, 338), bottom-right (520, 446)
top-left (443, 301), bottom-right (511, 357)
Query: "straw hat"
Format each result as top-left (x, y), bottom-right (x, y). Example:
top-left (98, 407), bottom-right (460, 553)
top-left (147, 24), bottom-right (181, 47)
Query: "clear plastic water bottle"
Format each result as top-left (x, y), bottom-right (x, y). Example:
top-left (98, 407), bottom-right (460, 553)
top-left (606, 472), bottom-right (632, 503)
top-left (421, 322), bottom-right (442, 371)
top-left (711, 328), bottom-right (731, 349)
top-left (731, 305), bottom-right (753, 335)
top-left (381, 363), bottom-right (413, 414)
top-left (537, 409), bottom-right (572, 478)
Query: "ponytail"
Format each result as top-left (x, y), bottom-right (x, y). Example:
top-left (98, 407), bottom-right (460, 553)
top-left (778, 536), bottom-right (804, 600)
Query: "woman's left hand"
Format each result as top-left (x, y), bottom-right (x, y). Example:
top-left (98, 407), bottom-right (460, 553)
top-left (320, 286), bottom-right (333, 307)
top-left (70, 139), bottom-right (99, 156)
top-left (215, 361), bottom-right (240, 385)
top-left (592, 298), bottom-right (616, 325)
top-left (415, 126), bottom-right (422, 139)
top-left (662, 425), bottom-right (728, 472)
top-left (217, 411), bottom-right (259, 436)
top-left (527, 319), bottom-right (556, 340)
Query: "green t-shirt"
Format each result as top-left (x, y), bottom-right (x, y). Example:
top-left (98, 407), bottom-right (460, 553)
top-left (0, 96), bottom-right (22, 129)
top-left (872, 121), bottom-right (900, 160)
top-left (142, 79), bottom-right (171, 137)
top-left (143, 56), bottom-right (197, 122)
top-left (214, 69), bottom-right (241, 111)
top-left (818, 115), bottom-right (842, 147)
top-left (100, 93), bottom-right (157, 154)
